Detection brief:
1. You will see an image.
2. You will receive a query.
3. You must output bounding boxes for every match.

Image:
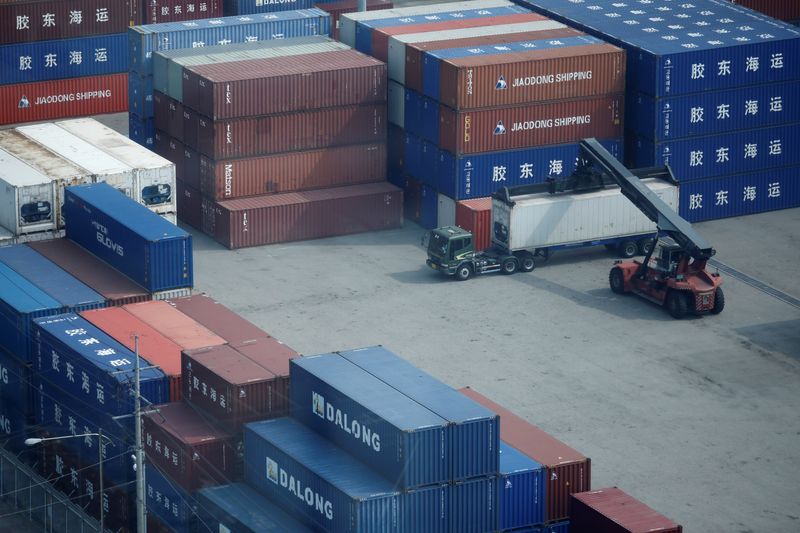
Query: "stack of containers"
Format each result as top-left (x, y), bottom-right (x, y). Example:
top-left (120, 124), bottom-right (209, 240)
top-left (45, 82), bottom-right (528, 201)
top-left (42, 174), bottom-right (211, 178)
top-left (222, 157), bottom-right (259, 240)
top-left (127, 8), bottom-right (332, 148)
top-left (315, 0), bottom-right (394, 41)
top-left (728, 1), bottom-right (800, 23)
top-left (0, 0), bottom-right (137, 126)
top-left (513, 0), bottom-right (800, 222)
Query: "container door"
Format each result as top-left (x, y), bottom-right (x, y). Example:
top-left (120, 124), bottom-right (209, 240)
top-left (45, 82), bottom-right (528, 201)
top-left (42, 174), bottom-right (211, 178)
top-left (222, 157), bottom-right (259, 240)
top-left (437, 194), bottom-right (456, 228)
top-left (16, 182), bottom-right (56, 234)
top-left (137, 168), bottom-right (176, 215)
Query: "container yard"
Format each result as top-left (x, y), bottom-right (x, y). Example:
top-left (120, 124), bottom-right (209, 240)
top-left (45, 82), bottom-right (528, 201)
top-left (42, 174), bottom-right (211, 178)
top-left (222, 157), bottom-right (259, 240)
top-left (0, 1), bottom-right (799, 533)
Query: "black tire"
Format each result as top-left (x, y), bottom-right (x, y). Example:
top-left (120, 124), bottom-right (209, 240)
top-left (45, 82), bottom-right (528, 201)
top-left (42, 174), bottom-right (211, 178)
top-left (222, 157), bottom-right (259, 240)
top-left (519, 254), bottom-right (535, 273)
top-left (455, 264), bottom-right (472, 281)
top-left (666, 290), bottom-right (689, 319)
top-left (618, 240), bottom-right (638, 258)
top-left (609, 267), bottom-right (626, 294)
top-left (501, 258), bottom-right (517, 275)
top-left (638, 238), bottom-right (655, 256)
top-left (711, 287), bottom-right (725, 314)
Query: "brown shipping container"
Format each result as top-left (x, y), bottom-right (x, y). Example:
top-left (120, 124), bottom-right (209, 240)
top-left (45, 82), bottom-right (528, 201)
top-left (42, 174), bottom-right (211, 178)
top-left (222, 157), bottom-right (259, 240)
top-left (176, 180), bottom-right (203, 230)
top-left (153, 130), bottom-right (186, 184)
top-left (199, 143), bottom-right (387, 200)
top-left (153, 91), bottom-right (183, 141)
top-left (440, 41), bottom-right (625, 110)
top-left (571, 488), bottom-right (683, 533)
top-left (455, 198), bottom-right (492, 252)
top-left (192, 103), bottom-right (387, 159)
top-left (440, 94), bottom-right (623, 155)
top-left (28, 239), bottom-right (150, 306)
top-left (316, 0), bottom-right (393, 40)
top-left (123, 300), bottom-right (226, 351)
top-left (731, 0), bottom-right (800, 21)
top-left (233, 336), bottom-right (296, 381)
top-left (183, 50), bottom-right (387, 120)
top-left (181, 105), bottom-right (199, 156)
top-left (184, 144), bottom-right (201, 190)
top-left (405, 27), bottom-right (582, 94)
top-left (143, 402), bottom-right (236, 492)
top-left (81, 307), bottom-right (184, 401)
top-left (167, 294), bottom-right (270, 347)
top-left (206, 181), bottom-right (403, 249)
top-left (182, 344), bottom-right (283, 432)
top-left (459, 387), bottom-right (591, 523)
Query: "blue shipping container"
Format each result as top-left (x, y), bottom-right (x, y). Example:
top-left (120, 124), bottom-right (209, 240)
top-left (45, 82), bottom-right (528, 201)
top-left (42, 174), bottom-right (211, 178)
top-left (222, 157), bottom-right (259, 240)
top-left (0, 245), bottom-right (106, 312)
top-left (0, 348), bottom-right (31, 415)
top-left (225, 0), bottom-right (315, 16)
top-left (513, 0), bottom-right (800, 97)
top-left (404, 88), bottom-right (440, 145)
top-left (450, 476), bottom-right (499, 533)
top-left (628, 80), bottom-right (800, 141)
top-left (64, 183), bottom-right (193, 292)
top-left (145, 463), bottom-right (196, 531)
top-left (196, 483), bottom-right (314, 533)
top-left (516, 520), bottom-right (570, 533)
top-left (339, 346), bottom-right (500, 481)
top-left (0, 34), bottom-right (127, 85)
top-left (499, 442), bottom-right (546, 530)
top-left (420, 183), bottom-right (438, 230)
top-left (129, 113), bottom-right (155, 148)
top-left (628, 123), bottom-right (800, 181)
top-left (0, 263), bottom-right (61, 363)
top-left (128, 72), bottom-right (154, 119)
top-left (679, 165), bottom-right (800, 222)
top-left (128, 9), bottom-right (332, 77)
top-left (290, 355), bottom-right (450, 489)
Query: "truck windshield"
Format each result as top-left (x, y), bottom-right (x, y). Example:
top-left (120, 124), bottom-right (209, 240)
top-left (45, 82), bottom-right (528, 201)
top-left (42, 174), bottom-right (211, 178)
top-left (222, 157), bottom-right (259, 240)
top-left (428, 232), bottom-right (450, 258)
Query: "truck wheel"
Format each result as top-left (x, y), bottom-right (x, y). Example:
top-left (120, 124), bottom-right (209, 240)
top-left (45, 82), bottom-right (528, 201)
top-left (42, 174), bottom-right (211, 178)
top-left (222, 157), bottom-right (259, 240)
top-left (609, 267), bottom-right (626, 294)
top-left (455, 264), bottom-right (472, 281)
top-left (519, 255), bottom-right (535, 273)
top-left (618, 240), bottom-right (638, 258)
top-left (638, 238), bottom-right (654, 256)
top-left (711, 287), bottom-right (725, 314)
top-left (666, 291), bottom-right (689, 319)
top-left (501, 258), bottom-right (517, 275)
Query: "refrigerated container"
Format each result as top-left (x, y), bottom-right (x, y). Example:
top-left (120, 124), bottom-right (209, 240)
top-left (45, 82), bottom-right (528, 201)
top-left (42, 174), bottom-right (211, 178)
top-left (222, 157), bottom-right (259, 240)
top-left (0, 149), bottom-right (56, 236)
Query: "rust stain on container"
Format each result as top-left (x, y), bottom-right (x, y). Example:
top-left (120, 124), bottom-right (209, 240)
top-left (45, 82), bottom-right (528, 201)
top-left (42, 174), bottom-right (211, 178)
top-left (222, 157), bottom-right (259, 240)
top-left (123, 300), bottom-right (226, 351)
top-left (455, 198), bottom-right (492, 251)
top-left (571, 487), bottom-right (683, 533)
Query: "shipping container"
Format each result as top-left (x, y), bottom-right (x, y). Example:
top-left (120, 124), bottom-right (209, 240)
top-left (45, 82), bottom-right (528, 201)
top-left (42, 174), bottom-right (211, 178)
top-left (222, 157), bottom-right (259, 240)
top-left (0, 262), bottom-right (61, 362)
top-left (146, 0), bottom-right (223, 23)
top-left (527, 521), bottom-right (570, 533)
top-left (0, 348), bottom-right (32, 416)
top-left (0, 245), bottom-right (105, 313)
top-left (388, 79), bottom-right (405, 127)
top-left (402, 176), bottom-right (422, 224)
top-left (0, 73), bottom-right (127, 127)
top-left (122, 300), bottom-right (224, 350)
top-left (129, 113), bottom-right (155, 148)
top-left (63, 183), bottom-right (193, 292)
top-left (182, 50), bottom-right (386, 119)
top-left (153, 130), bottom-right (188, 184)
top-left (419, 183), bottom-right (438, 229)
top-left (153, 91), bottom-right (175, 139)
top-left (0, 0), bottom-right (140, 46)
top-left (205, 181), bottom-right (403, 249)
top-left (571, 487), bottom-right (683, 533)
top-left (460, 387), bottom-right (591, 523)
top-left (196, 482), bottom-right (314, 532)
top-left (340, 346), bottom-right (500, 481)
top-left (181, 106), bottom-right (200, 153)
top-left (182, 344), bottom-right (284, 431)
top-left (80, 307), bottom-right (183, 401)
top-left (439, 93), bottom-right (624, 155)
top-left (438, 194), bottom-right (456, 228)
top-left (0, 400), bottom-right (30, 454)
top-left (498, 442), bottom-right (546, 530)
top-left (627, 123), bottom-right (799, 181)
top-left (166, 294), bottom-right (269, 346)
top-left (175, 180), bottom-right (203, 229)
top-left (144, 462), bottom-right (197, 532)
top-left (129, 71), bottom-right (154, 118)
top-left (128, 8), bottom-right (332, 77)
top-left (199, 143), bottom-right (387, 200)
top-left (628, 80), bottom-right (800, 141)
top-left (290, 354), bottom-right (449, 488)
top-left (388, 123), bottom-right (405, 183)
top-left (730, 0), bottom-right (800, 21)
top-left (56, 118), bottom-right (177, 213)
top-left (143, 402), bottom-right (236, 491)
top-left (229, 335), bottom-right (295, 384)
top-left (514, 0), bottom-right (800, 97)
top-left (455, 198), bottom-right (492, 251)
top-left (316, 0), bottom-right (393, 40)
top-left (192, 103), bottom-right (387, 159)
top-left (0, 149), bottom-right (56, 236)
top-left (450, 476), bottom-right (498, 533)
top-left (679, 165), bottom-right (800, 222)
top-left (404, 88), bottom-right (440, 145)
top-left (225, 0), bottom-right (313, 16)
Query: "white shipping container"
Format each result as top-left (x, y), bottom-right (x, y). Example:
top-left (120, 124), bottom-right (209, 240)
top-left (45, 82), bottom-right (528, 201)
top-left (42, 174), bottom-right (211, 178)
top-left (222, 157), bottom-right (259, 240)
top-left (0, 149), bottom-right (57, 236)
top-left (388, 80), bottom-right (405, 127)
top-left (56, 118), bottom-right (177, 215)
top-left (438, 193), bottom-right (456, 229)
top-left (492, 179), bottom-right (679, 251)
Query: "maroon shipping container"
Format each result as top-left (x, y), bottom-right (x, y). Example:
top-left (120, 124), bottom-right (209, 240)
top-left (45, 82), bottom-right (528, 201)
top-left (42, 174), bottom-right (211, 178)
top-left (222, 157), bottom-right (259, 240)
top-left (176, 179), bottom-right (203, 229)
top-left (233, 336), bottom-right (296, 381)
top-left (153, 91), bottom-right (183, 141)
top-left (199, 143), bottom-right (387, 200)
top-left (204, 181), bottom-right (403, 249)
top-left (440, 94), bottom-right (623, 155)
top-left (459, 387), bottom-right (591, 523)
top-left (146, 0), bottom-right (222, 24)
top-left (182, 50), bottom-right (387, 120)
top-left (0, 73), bottom-right (127, 126)
top-left (123, 300), bottom-right (227, 351)
top-left (0, 0), bottom-right (140, 45)
top-left (439, 40), bottom-right (625, 110)
top-left (28, 239), bottom-right (150, 306)
top-left (181, 105), bottom-right (198, 155)
top-left (571, 488), bottom-right (683, 533)
top-left (405, 27), bottom-right (581, 94)
top-left (183, 143), bottom-right (201, 190)
top-left (153, 130), bottom-right (186, 183)
top-left (167, 293), bottom-right (270, 347)
top-left (143, 402), bottom-right (237, 491)
top-left (455, 197), bottom-right (492, 251)
top-left (316, 0), bottom-right (393, 40)
top-left (182, 344), bottom-right (285, 432)
top-left (730, 0), bottom-right (800, 21)
top-left (192, 103), bottom-right (387, 159)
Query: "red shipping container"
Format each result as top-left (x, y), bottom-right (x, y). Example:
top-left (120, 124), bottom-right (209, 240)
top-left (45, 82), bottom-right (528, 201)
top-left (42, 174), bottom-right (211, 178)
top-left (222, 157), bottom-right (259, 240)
top-left (146, 0), bottom-right (222, 24)
top-left (233, 336), bottom-right (296, 382)
top-left (28, 239), bottom-right (150, 306)
top-left (167, 293), bottom-right (270, 347)
top-left (81, 307), bottom-right (184, 401)
top-left (176, 179), bottom-right (203, 230)
top-left (123, 300), bottom-right (226, 351)
top-left (182, 50), bottom-right (387, 120)
top-left (199, 143), bottom-right (387, 200)
top-left (0, 73), bottom-right (127, 126)
top-left (459, 387), bottom-right (591, 523)
top-left (730, 0), bottom-right (800, 21)
top-left (455, 197), bottom-right (492, 251)
top-left (153, 130), bottom-right (186, 183)
top-left (153, 91), bottom-right (183, 140)
top-left (192, 103), bottom-right (387, 159)
top-left (440, 94), bottom-right (623, 155)
top-left (0, 0), bottom-right (141, 45)
top-left (571, 488), bottom-right (683, 533)
top-left (204, 181), bottom-right (403, 249)
top-left (316, 0), bottom-right (393, 40)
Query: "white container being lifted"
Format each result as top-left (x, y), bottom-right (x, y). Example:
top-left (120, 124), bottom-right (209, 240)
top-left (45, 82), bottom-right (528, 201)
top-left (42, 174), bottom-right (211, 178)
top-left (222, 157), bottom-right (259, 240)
top-left (56, 118), bottom-right (176, 216)
top-left (0, 148), bottom-right (57, 236)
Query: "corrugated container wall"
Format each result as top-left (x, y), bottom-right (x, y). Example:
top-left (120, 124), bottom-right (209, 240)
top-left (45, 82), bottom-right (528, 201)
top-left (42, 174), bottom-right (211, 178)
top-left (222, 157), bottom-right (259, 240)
top-left (129, 71), bottom-right (154, 117)
top-left (0, 149), bottom-right (57, 236)
top-left (176, 181), bottom-right (203, 229)
top-left (225, 0), bottom-right (314, 16)
top-left (144, 462), bottom-right (196, 532)
top-left (129, 114), bottom-right (155, 147)
top-left (145, 0), bottom-right (223, 24)
top-left (455, 198), bottom-right (493, 252)
top-left (498, 442), bottom-right (546, 530)
top-left (570, 487), bottom-right (683, 533)
top-left (449, 476), bottom-right (498, 533)
top-left (730, 0), bottom-right (800, 21)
